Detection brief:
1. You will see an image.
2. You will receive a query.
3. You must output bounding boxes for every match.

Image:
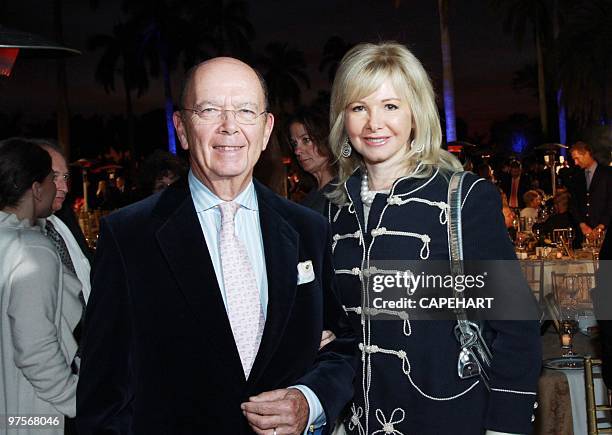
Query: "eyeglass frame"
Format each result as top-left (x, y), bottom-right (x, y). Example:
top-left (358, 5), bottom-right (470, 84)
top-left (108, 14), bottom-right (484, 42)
top-left (180, 107), bottom-right (269, 125)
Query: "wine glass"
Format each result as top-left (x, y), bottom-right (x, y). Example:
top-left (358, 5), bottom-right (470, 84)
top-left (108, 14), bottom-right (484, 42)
top-left (559, 316), bottom-right (578, 357)
top-left (559, 274), bottom-right (579, 357)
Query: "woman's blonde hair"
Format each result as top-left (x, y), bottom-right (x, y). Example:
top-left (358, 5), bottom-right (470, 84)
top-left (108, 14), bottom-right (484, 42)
top-left (328, 41), bottom-right (461, 204)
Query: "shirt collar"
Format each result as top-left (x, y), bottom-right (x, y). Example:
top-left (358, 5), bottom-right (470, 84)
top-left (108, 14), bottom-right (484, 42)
top-left (188, 170), bottom-right (258, 213)
top-left (586, 161), bottom-right (598, 173)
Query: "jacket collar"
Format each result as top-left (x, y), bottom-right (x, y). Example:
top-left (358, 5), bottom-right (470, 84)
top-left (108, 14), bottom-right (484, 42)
top-left (153, 178), bottom-right (300, 390)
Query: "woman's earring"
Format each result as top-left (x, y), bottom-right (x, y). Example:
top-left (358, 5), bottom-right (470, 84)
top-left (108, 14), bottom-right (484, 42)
top-left (341, 137), bottom-right (353, 158)
top-left (411, 139), bottom-right (424, 153)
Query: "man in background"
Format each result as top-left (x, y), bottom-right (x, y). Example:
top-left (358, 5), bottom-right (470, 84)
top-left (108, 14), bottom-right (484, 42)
top-left (37, 140), bottom-right (92, 303)
top-left (569, 141), bottom-right (612, 238)
top-left (501, 161), bottom-right (530, 209)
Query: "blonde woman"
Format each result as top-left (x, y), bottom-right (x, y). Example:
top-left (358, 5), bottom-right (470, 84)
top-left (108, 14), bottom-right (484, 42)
top-left (327, 42), bottom-right (541, 435)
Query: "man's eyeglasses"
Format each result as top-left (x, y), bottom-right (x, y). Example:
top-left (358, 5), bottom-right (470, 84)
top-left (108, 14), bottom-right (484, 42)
top-left (182, 107), bottom-right (267, 125)
top-left (53, 172), bottom-right (70, 182)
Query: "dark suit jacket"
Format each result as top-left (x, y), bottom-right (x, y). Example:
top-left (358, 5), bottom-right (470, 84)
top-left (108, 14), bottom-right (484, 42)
top-left (499, 174), bottom-right (530, 208)
top-left (76, 180), bottom-right (357, 435)
top-left (569, 164), bottom-right (612, 228)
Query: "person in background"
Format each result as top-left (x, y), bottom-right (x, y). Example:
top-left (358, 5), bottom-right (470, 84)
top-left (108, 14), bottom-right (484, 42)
top-left (500, 160), bottom-right (530, 209)
top-left (477, 162), bottom-right (495, 184)
top-left (0, 138), bottom-right (78, 434)
top-left (568, 141), bottom-right (612, 238)
top-left (35, 139), bottom-right (89, 435)
top-left (500, 189), bottom-right (517, 241)
top-left (134, 149), bottom-right (188, 200)
top-left (36, 140), bottom-right (92, 303)
top-left (287, 106), bottom-right (338, 215)
top-left (520, 190), bottom-right (541, 221)
top-left (532, 191), bottom-right (580, 248)
top-left (327, 41), bottom-right (540, 435)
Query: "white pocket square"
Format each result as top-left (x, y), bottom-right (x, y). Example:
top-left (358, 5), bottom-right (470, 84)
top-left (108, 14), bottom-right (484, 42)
top-left (297, 260), bottom-right (315, 285)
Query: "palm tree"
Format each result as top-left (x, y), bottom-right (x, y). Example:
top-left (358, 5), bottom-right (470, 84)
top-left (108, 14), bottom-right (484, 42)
top-left (392, 0), bottom-right (458, 142)
top-left (557, 0), bottom-right (611, 127)
top-left (490, 0), bottom-right (551, 137)
top-left (438, 0), bottom-right (457, 142)
top-left (122, 0), bottom-right (196, 154)
top-left (189, 0), bottom-right (255, 59)
top-left (319, 36), bottom-right (353, 83)
top-left (89, 21), bottom-right (149, 157)
top-left (257, 42), bottom-right (310, 115)
top-left (54, 0), bottom-right (71, 157)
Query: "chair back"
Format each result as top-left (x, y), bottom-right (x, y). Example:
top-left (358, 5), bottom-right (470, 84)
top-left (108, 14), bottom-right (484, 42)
top-left (551, 272), bottom-right (595, 308)
top-left (584, 355), bottom-right (612, 434)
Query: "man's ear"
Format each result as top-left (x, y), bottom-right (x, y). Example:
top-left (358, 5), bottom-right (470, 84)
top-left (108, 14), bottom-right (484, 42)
top-left (173, 111), bottom-right (189, 151)
top-left (261, 112), bottom-right (275, 152)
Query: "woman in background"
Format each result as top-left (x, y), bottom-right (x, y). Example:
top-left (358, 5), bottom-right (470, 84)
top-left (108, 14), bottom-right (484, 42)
top-left (0, 138), bottom-right (78, 434)
top-left (520, 190), bottom-right (542, 221)
top-left (287, 106), bottom-right (337, 214)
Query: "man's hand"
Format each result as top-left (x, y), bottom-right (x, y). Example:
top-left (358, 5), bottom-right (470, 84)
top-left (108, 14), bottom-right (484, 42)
top-left (319, 330), bottom-right (336, 350)
top-left (580, 222), bottom-right (593, 236)
top-left (241, 388), bottom-right (309, 435)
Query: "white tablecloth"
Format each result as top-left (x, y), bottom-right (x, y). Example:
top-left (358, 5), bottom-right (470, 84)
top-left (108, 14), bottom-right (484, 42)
top-left (563, 366), bottom-right (611, 434)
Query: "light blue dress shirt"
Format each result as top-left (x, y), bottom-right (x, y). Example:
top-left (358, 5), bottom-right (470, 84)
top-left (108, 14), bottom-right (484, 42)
top-left (585, 161), bottom-right (597, 191)
top-left (188, 172), bottom-right (325, 434)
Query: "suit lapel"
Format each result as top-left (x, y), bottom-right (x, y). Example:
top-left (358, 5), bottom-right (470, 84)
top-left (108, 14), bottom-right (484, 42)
top-left (154, 187), bottom-right (246, 387)
top-left (589, 165), bottom-right (602, 192)
top-left (248, 182), bottom-right (299, 387)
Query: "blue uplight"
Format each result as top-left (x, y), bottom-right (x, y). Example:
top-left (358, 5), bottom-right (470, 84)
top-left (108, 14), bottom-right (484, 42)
top-left (511, 133), bottom-right (528, 154)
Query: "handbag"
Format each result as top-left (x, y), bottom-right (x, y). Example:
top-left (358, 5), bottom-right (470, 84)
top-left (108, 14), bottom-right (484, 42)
top-left (447, 171), bottom-right (493, 390)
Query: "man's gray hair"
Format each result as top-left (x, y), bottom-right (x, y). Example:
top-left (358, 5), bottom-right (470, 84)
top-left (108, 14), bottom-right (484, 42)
top-left (32, 138), bottom-right (66, 158)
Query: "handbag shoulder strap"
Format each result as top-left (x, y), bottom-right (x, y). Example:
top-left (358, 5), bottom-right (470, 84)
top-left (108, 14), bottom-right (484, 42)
top-left (447, 171), bottom-right (469, 321)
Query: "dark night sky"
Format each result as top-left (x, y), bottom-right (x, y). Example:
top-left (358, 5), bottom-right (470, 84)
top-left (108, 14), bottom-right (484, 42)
top-left (1, 0), bottom-right (539, 138)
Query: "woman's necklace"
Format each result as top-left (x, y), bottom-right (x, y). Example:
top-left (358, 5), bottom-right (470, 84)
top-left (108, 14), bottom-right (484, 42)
top-left (360, 171), bottom-right (376, 206)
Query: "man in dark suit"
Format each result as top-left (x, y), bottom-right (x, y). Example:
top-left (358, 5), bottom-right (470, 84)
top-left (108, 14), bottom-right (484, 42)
top-left (76, 57), bottom-right (357, 435)
top-left (569, 141), bottom-right (612, 238)
top-left (500, 161), bottom-right (530, 209)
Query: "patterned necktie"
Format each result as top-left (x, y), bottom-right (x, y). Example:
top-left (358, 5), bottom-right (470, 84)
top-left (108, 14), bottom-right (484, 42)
top-left (218, 201), bottom-right (264, 379)
top-left (45, 220), bottom-right (86, 367)
top-left (46, 220), bottom-right (76, 275)
top-left (585, 169), bottom-right (592, 191)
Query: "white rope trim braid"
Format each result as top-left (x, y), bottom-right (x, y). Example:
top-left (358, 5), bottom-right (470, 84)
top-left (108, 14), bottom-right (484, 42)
top-left (386, 196), bottom-right (449, 224)
top-left (359, 343), bottom-right (480, 401)
top-left (343, 305), bottom-right (362, 315)
top-left (348, 404), bottom-right (365, 435)
top-left (370, 227), bottom-right (431, 259)
top-left (491, 387), bottom-right (537, 396)
top-left (372, 408), bottom-right (406, 435)
top-left (335, 267), bottom-right (362, 277)
top-left (461, 177), bottom-right (485, 210)
top-left (332, 230), bottom-right (362, 253)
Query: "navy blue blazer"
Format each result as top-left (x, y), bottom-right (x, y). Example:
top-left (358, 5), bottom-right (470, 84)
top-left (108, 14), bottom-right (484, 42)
top-left (569, 164), bottom-right (612, 229)
top-left (76, 179), bottom-right (357, 435)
